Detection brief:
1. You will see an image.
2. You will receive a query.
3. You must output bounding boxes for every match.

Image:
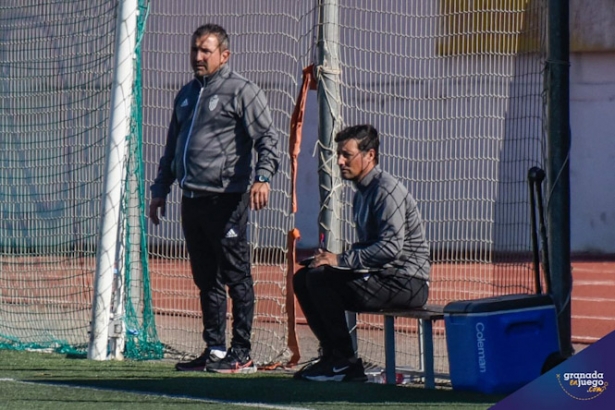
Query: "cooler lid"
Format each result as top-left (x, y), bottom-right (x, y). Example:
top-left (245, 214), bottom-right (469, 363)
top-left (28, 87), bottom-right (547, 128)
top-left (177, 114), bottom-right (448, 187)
top-left (444, 293), bottom-right (554, 314)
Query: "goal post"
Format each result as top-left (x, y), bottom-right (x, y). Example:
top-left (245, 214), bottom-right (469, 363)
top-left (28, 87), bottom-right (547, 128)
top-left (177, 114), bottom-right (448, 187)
top-left (88, 0), bottom-right (139, 361)
top-left (546, 0), bottom-right (572, 357)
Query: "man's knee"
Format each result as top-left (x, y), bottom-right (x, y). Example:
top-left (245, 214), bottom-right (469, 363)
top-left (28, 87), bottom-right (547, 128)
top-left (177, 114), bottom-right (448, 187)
top-left (294, 266), bottom-right (327, 296)
top-left (227, 276), bottom-right (254, 301)
top-left (293, 267), bottom-right (308, 293)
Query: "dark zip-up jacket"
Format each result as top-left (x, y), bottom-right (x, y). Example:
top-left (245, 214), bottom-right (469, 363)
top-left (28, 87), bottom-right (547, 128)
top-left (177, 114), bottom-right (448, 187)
top-left (151, 64), bottom-right (279, 198)
top-left (337, 166), bottom-right (431, 280)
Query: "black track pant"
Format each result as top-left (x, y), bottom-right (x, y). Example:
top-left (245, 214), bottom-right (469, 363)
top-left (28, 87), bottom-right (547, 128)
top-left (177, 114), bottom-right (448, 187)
top-left (181, 193), bottom-right (253, 352)
top-left (293, 266), bottom-right (429, 359)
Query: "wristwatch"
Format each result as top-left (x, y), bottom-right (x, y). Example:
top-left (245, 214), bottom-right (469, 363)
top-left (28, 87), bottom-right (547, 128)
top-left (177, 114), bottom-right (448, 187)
top-left (255, 175), bottom-right (270, 183)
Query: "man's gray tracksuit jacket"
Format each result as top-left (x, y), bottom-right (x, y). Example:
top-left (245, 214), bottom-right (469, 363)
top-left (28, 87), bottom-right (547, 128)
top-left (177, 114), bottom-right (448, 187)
top-left (151, 64), bottom-right (279, 199)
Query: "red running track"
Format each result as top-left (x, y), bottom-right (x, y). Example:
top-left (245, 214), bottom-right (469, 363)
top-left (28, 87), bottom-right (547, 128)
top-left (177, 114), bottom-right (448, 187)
top-left (570, 261), bottom-right (615, 344)
top-left (145, 258), bottom-right (615, 345)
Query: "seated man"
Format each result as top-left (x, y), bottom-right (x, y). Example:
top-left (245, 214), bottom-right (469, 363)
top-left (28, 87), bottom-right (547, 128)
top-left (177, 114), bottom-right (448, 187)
top-left (293, 124), bottom-right (431, 382)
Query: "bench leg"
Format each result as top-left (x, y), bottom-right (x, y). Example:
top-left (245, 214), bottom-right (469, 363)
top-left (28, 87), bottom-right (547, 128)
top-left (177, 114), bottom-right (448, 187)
top-left (420, 318), bottom-right (435, 389)
top-left (384, 315), bottom-right (396, 385)
top-left (346, 311), bottom-right (359, 356)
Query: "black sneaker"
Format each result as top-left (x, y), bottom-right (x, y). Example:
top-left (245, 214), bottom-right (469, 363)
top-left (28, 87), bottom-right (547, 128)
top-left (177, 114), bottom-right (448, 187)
top-left (206, 347), bottom-right (257, 374)
top-left (293, 356), bottom-right (332, 380)
top-left (175, 348), bottom-right (226, 371)
top-left (302, 357), bottom-right (368, 382)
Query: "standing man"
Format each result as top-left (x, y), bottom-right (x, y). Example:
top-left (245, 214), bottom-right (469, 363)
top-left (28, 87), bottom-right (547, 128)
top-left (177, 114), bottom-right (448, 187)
top-left (293, 124), bottom-right (430, 382)
top-left (149, 24), bottom-right (279, 374)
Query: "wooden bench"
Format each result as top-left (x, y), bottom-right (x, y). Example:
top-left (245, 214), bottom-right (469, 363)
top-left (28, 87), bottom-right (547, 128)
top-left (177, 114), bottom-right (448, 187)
top-left (351, 304), bottom-right (445, 388)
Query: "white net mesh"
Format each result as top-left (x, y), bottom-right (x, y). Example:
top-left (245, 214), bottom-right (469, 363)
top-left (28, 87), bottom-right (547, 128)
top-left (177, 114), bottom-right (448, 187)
top-left (0, 0), bottom-right (117, 353)
top-left (1, 0), bottom-right (549, 377)
top-left (333, 0), bottom-right (547, 374)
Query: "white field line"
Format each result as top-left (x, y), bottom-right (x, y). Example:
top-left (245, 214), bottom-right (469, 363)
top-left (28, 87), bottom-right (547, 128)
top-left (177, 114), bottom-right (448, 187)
top-left (0, 378), bottom-right (314, 410)
top-left (571, 315), bottom-right (615, 321)
top-left (572, 266), bottom-right (615, 273)
top-left (574, 336), bottom-right (601, 343)
top-left (572, 296), bottom-right (615, 303)
top-left (574, 280), bottom-right (615, 286)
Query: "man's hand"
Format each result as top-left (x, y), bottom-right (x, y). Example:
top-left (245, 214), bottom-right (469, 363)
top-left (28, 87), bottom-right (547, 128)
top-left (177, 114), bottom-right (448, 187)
top-left (309, 248), bottom-right (339, 268)
top-left (149, 197), bottom-right (166, 225)
top-left (250, 182), bottom-right (270, 211)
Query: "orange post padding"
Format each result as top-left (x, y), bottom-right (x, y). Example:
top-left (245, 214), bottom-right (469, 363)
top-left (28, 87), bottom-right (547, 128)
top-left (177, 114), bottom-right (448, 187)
top-left (285, 227), bottom-right (302, 366)
top-left (289, 65), bottom-right (317, 213)
top-left (283, 65), bottom-right (317, 367)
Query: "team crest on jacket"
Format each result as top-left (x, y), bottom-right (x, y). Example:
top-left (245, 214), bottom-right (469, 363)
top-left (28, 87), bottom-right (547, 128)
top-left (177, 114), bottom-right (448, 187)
top-left (209, 95), bottom-right (219, 111)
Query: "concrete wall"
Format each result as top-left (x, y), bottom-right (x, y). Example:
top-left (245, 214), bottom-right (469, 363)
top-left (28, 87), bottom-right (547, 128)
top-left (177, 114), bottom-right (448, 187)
top-left (566, 0), bottom-right (615, 254)
top-left (569, 52), bottom-right (615, 254)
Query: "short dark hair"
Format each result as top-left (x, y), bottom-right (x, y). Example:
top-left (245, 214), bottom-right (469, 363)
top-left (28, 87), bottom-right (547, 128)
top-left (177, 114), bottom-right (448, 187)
top-left (193, 24), bottom-right (229, 51)
top-left (334, 124), bottom-right (380, 164)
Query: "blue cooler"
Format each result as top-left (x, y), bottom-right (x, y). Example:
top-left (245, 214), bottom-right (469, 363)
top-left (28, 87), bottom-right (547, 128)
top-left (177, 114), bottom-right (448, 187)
top-left (444, 293), bottom-right (560, 394)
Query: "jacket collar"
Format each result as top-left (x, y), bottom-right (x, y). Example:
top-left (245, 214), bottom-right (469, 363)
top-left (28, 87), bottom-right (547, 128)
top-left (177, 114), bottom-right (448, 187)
top-left (354, 165), bottom-right (381, 193)
top-left (195, 64), bottom-right (231, 87)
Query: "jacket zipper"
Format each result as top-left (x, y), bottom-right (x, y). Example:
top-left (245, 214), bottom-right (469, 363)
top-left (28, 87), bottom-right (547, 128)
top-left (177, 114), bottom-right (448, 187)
top-left (180, 82), bottom-right (204, 197)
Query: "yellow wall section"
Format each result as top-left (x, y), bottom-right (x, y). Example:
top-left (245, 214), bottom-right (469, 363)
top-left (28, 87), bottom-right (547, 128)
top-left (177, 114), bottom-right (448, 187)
top-left (570, 0), bottom-right (615, 52)
top-left (438, 0), bottom-right (539, 55)
top-left (438, 0), bottom-right (615, 55)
